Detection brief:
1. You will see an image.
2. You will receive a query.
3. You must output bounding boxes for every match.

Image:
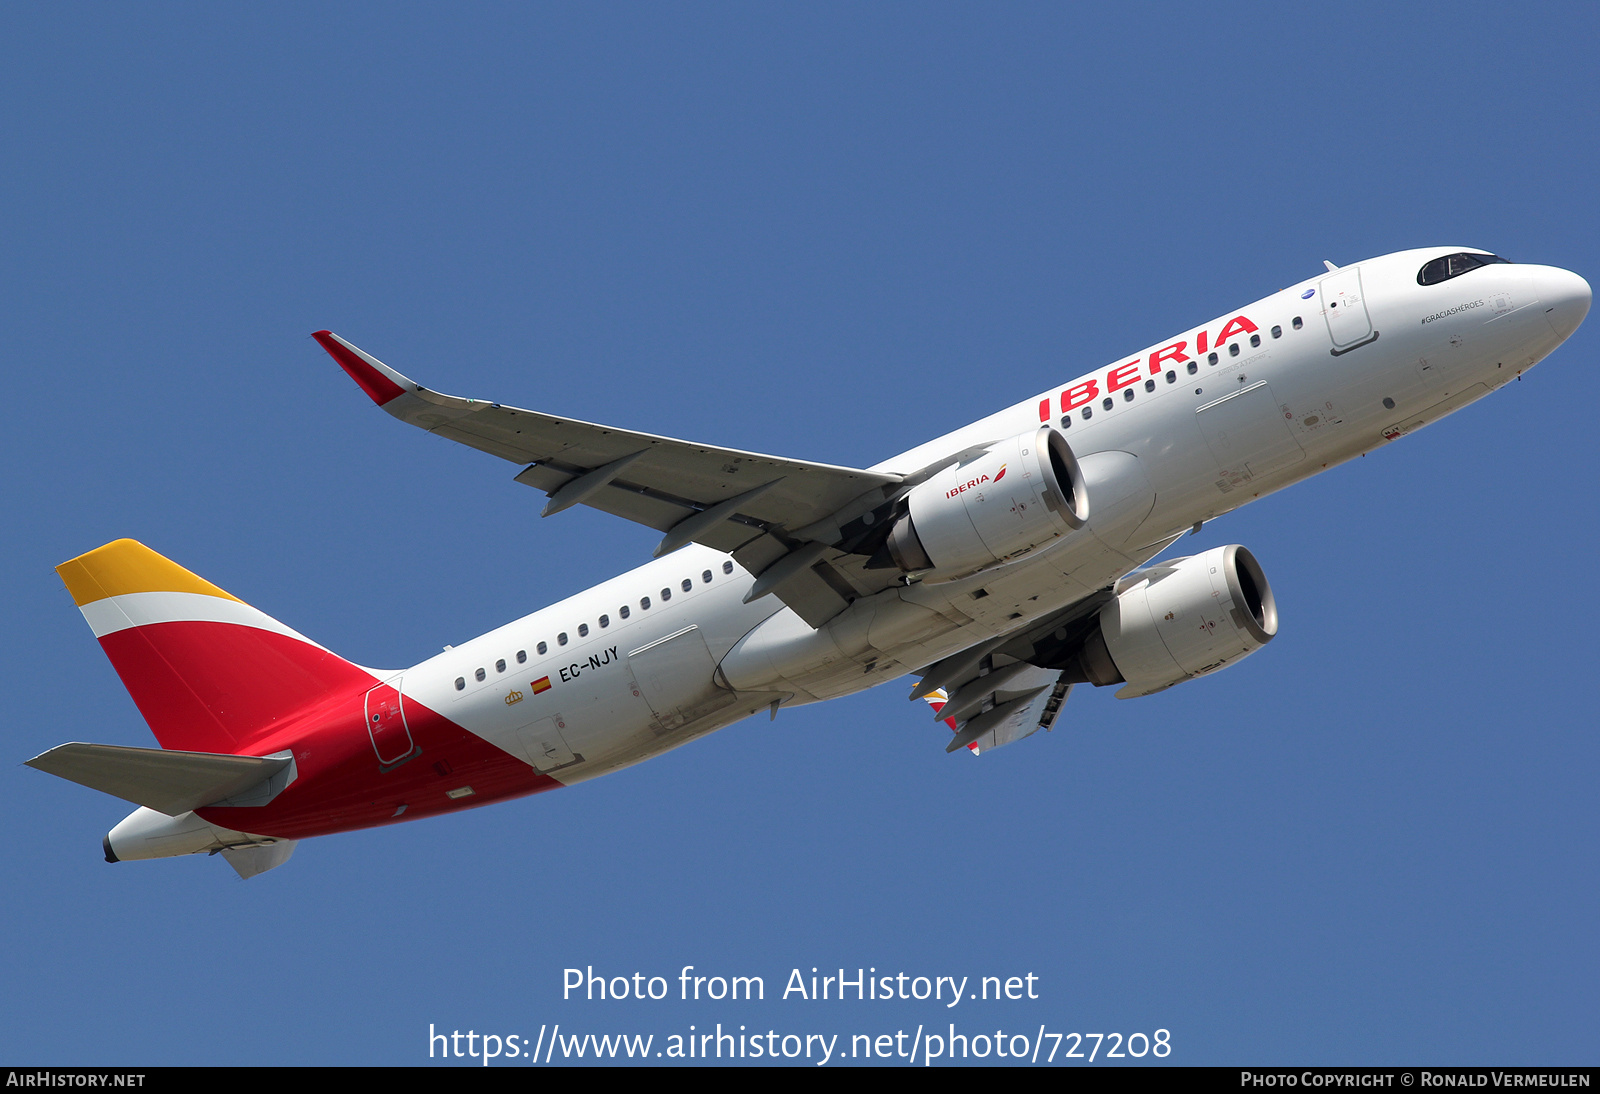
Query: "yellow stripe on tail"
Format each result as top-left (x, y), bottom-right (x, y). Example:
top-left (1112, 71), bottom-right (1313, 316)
top-left (56, 539), bottom-right (242, 608)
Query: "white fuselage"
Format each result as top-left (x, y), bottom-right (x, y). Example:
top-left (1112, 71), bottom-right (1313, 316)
top-left (393, 248), bottom-right (1587, 785)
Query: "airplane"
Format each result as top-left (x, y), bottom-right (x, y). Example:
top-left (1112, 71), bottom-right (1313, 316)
top-left (28, 247), bottom-right (1590, 878)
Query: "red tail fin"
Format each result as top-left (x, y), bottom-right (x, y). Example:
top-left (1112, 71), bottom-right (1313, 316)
top-left (58, 540), bottom-right (376, 754)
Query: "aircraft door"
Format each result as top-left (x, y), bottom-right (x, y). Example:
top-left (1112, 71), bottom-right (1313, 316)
top-left (364, 679), bottom-right (418, 768)
top-left (1319, 267), bottom-right (1378, 353)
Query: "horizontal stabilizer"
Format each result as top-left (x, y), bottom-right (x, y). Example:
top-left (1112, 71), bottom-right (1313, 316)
top-left (27, 743), bottom-right (294, 817)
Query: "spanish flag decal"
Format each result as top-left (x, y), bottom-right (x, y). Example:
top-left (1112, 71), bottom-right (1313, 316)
top-left (530, 676), bottom-right (552, 695)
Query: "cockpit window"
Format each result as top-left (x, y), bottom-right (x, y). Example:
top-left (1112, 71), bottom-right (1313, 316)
top-left (1417, 251), bottom-right (1510, 286)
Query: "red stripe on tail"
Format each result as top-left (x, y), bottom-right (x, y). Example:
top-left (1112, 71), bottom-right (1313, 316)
top-left (99, 620), bottom-right (376, 754)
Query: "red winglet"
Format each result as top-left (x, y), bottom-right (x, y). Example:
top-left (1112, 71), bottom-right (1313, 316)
top-left (313, 331), bottom-right (407, 406)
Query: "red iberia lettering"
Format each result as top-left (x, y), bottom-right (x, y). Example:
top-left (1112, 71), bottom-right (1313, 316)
top-left (946, 473), bottom-right (992, 499)
top-left (1148, 340), bottom-right (1189, 373)
top-left (1039, 398), bottom-right (1050, 423)
top-left (1196, 330), bottom-right (1208, 355)
top-left (1214, 315), bottom-right (1258, 345)
top-left (1060, 379), bottom-right (1099, 412)
top-left (1106, 361), bottom-right (1141, 392)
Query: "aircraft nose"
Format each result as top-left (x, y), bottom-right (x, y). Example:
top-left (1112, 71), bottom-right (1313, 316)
top-left (1537, 266), bottom-right (1591, 341)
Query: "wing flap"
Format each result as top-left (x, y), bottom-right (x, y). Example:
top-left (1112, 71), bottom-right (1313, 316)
top-left (906, 592), bottom-right (1113, 753)
top-left (922, 672), bottom-right (1070, 756)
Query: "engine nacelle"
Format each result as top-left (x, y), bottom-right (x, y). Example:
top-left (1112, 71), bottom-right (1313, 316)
top-left (1067, 545), bottom-right (1278, 698)
top-left (881, 426), bottom-right (1088, 579)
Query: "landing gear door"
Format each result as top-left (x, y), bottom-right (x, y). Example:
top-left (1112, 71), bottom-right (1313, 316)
top-left (1320, 267), bottom-right (1376, 352)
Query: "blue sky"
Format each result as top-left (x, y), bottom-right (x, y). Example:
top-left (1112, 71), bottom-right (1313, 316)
top-left (3, 4), bottom-right (1596, 1066)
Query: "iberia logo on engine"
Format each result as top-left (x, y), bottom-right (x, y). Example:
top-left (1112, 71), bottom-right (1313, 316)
top-left (946, 471), bottom-right (994, 499)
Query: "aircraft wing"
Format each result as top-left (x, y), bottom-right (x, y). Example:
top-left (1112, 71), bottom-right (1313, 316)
top-left (923, 671), bottom-right (1069, 755)
top-left (315, 332), bottom-right (906, 626)
top-left (904, 589), bottom-right (1114, 753)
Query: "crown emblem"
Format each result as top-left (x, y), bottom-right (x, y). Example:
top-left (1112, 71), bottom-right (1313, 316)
top-left (504, 689), bottom-right (524, 705)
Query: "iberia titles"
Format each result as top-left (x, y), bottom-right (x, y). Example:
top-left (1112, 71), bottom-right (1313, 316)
top-left (1037, 314), bottom-right (1261, 422)
top-left (946, 462), bottom-right (1006, 500)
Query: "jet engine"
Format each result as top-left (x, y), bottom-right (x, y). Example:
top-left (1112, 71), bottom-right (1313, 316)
top-left (872, 426), bottom-right (1089, 579)
top-left (1048, 545), bottom-right (1278, 698)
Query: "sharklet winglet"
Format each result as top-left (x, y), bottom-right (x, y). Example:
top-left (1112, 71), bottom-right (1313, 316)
top-left (313, 330), bottom-right (412, 407)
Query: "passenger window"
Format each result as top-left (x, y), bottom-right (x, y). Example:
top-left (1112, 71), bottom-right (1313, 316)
top-left (620, 605), bottom-right (630, 620)
top-left (1166, 370), bottom-right (1176, 383)
top-left (702, 570), bottom-right (712, 584)
top-left (578, 623), bottom-right (589, 637)
top-left (1186, 362), bottom-right (1198, 375)
top-left (516, 650), bottom-right (526, 664)
top-left (661, 588), bottom-right (672, 601)
top-left (495, 659), bottom-right (506, 673)
top-left (681, 579), bottom-right (692, 592)
top-left (1250, 334), bottom-right (1261, 347)
top-left (1229, 342), bottom-right (1240, 356)
top-left (537, 641), bottom-right (548, 655)
top-left (1208, 352), bottom-right (1218, 366)
top-left (1144, 379), bottom-right (1155, 393)
top-left (1271, 325), bottom-right (1282, 339)
top-left (1081, 406), bottom-right (1092, 420)
top-left (1122, 388), bottom-right (1134, 402)
top-left (558, 632), bottom-right (568, 646)
top-left (455, 677), bottom-right (465, 691)
top-left (475, 667), bottom-right (486, 682)
top-left (641, 597), bottom-right (651, 610)
top-left (722, 561), bottom-right (734, 575)
top-left (1292, 316), bottom-right (1303, 330)
top-left (599, 614), bottom-right (609, 628)
top-left (1059, 415), bottom-right (1072, 428)
top-left (1101, 397), bottom-right (1113, 411)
